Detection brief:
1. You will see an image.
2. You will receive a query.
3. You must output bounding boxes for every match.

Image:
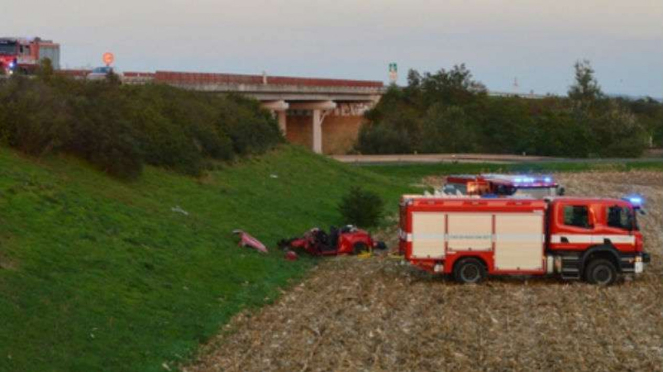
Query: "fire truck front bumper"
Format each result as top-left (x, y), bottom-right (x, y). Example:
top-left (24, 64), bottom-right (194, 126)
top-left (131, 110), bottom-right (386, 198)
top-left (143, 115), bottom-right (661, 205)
top-left (633, 253), bottom-right (650, 275)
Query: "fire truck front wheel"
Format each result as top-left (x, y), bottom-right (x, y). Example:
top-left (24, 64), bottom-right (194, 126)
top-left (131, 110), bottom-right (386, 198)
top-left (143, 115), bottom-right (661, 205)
top-left (584, 259), bottom-right (618, 286)
top-left (453, 258), bottom-right (487, 284)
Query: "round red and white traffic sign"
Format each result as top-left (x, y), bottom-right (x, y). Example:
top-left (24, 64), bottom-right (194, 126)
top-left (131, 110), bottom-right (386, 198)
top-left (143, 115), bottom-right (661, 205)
top-left (102, 52), bottom-right (115, 66)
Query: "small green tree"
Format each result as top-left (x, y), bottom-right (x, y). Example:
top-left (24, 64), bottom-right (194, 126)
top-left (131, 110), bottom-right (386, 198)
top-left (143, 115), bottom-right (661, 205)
top-left (338, 186), bottom-right (384, 228)
top-left (568, 60), bottom-right (602, 105)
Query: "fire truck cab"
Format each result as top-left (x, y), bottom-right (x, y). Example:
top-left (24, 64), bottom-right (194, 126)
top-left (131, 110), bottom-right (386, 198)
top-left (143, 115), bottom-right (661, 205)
top-left (399, 195), bottom-right (650, 285)
top-left (0, 37), bottom-right (60, 75)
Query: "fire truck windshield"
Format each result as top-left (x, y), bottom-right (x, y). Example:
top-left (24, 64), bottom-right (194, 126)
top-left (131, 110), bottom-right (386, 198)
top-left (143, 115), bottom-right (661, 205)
top-left (0, 41), bottom-right (17, 55)
top-left (607, 205), bottom-right (637, 231)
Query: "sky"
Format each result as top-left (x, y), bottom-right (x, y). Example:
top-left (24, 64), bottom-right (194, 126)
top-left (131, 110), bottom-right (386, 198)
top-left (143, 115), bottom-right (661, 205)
top-left (3, 0), bottom-right (662, 97)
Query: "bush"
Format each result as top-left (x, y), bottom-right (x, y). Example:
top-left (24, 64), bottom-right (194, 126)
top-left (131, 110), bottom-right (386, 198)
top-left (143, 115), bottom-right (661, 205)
top-left (587, 103), bottom-right (647, 157)
top-left (357, 63), bottom-right (653, 158)
top-left (338, 186), bottom-right (384, 228)
top-left (420, 105), bottom-right (478, 153)
top-left (357, 121), bottom-right (415, 154)
top-left (218, 94), bottom-right (283, 156)
top-left (0, 76), bottom-right (282, 179)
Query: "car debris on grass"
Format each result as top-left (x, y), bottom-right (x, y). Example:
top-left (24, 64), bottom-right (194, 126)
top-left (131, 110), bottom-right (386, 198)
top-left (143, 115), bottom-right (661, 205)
top-left (233, 230), bottom-right (268, 254)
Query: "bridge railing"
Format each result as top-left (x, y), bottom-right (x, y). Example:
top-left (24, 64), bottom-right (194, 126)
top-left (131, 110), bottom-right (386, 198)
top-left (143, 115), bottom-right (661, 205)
top-left (154, 71), bottom-right (383, 89)
top-left (49, 69), bottom-right (384, 91)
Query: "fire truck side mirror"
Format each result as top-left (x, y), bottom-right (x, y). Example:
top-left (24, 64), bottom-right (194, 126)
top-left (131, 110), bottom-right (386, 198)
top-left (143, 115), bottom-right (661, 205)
top-left (558, 187), bottom-right (565, 196)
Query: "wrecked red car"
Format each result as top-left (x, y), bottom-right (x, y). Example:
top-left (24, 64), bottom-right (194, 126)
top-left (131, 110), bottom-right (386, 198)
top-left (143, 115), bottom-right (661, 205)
top-left (279, 225), bottom-right (385, 256)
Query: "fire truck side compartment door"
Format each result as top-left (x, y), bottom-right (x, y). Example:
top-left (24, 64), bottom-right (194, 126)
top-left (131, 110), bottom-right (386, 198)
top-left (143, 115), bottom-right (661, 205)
top-left (411, 212), bottom-right (446, 259)
top-left (447, 214), bottom-right (492, 251)
top-left (494, 213), bottom-right (545, 272)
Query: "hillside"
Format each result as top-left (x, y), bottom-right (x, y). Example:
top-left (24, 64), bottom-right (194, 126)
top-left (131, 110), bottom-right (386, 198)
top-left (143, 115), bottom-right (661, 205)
top-left (0, 145), bottom-right (411, 372)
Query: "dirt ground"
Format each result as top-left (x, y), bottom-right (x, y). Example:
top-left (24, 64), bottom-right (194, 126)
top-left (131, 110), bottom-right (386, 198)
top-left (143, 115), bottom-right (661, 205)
top-left (186, 172), bottom-right (663, 372)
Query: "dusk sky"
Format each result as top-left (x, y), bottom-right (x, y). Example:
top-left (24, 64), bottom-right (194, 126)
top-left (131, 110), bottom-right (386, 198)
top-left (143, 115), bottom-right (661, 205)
top-left (5, 0), bottom-right (662, 97)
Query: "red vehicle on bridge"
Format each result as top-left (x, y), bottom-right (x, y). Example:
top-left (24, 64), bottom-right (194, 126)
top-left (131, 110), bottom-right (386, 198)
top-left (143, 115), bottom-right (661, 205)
top-left (0, 37), bottom-right (60, 75)
top-left (399, 195), bottom-right (649, 285)
top-left (442, 174), bottom-right (564, 198)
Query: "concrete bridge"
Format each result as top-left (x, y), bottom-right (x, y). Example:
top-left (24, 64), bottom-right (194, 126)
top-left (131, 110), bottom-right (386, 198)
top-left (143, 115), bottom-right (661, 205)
top-left (148, 71), bottom-right (384, 154)
top-left (56, 70), bottom-right (384, 154)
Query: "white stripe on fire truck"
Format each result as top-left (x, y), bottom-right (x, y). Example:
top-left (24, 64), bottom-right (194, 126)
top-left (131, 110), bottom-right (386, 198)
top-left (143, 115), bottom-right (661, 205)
top-left (404, 233), bottom-right (546, 242)
top-left (401, 231), bottom-right (635, 245)
top-left (549, 234), bottom-right (635, 244)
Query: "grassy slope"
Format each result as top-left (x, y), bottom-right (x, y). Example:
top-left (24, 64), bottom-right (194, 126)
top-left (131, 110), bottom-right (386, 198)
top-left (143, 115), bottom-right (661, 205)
top-left (363, 161), bottom-right (663, 184)
top-left (0, 145), bottom-right (411, 372)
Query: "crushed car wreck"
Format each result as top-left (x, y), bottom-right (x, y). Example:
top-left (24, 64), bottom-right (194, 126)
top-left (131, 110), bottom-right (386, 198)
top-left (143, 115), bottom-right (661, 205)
top-left (279, 225), bottom-right (386, 256)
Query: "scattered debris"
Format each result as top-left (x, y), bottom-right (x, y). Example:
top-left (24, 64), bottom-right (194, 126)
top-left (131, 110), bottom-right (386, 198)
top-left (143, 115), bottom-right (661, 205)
top-left (284, 251), bottom-right (298, 261)
top-left (356, 250), bottom-right (373, 259)
top-left (171, 206), bottom-right (189, 216)
top-left (270, 174), bottom-right (279, 179)
top-left (233, 230), bottom-right (268, 254)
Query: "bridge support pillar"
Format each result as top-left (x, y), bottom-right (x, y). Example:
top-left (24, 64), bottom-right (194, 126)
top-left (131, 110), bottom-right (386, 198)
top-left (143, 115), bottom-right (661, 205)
top-left (277, 111), bottom-right (287, 135)
top-left (290, 101), bottom-right (337, 154)
top-left (260, 100), bottom-right (289, 135)
top-left (312, 110), bottom-right (323, 154)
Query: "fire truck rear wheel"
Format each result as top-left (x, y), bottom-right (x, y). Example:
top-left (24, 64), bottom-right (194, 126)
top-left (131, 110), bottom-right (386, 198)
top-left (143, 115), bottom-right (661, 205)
top-left (585, 259), bottom-right (617, 286)
top-left (453, 258), bottom-right (486, 284)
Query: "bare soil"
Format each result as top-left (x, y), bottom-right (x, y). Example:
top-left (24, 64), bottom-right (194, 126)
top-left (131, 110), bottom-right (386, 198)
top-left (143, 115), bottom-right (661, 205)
top-left (186, 172), bottom-right (663, 372)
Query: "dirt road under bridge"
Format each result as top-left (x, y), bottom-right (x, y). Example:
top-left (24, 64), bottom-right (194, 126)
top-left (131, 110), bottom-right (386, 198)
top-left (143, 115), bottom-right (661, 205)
top-left (186, 172), bottom-right (663, 372)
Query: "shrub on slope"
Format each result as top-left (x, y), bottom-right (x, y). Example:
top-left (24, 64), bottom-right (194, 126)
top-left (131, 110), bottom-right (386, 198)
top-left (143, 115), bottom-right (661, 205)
top-left (0, 74), bottom-right (282, 179)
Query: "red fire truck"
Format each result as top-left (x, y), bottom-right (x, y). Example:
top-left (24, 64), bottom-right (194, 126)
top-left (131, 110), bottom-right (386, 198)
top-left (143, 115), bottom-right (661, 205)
top-left (399, 195), bottom-right (650, 285)
top-left (0, 37), bottom-right (60, 75)
top-left (442, 174), bottom-right (564, 198)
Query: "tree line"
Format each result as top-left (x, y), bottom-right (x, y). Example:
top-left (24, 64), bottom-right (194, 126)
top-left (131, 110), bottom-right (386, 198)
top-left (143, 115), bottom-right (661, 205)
top-left (0, 62), bottom-right (283, 179)
top-left (356, 61), bottom-right (663, 157)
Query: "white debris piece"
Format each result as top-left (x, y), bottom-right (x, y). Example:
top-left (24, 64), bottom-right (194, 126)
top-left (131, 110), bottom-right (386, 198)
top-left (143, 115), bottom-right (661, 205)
top-left (171, 206), bottom-right (189, 216)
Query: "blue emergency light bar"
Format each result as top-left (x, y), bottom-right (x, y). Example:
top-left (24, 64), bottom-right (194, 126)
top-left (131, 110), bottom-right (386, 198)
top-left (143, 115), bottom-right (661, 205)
top-left (623, 195), bottom-right (644, 207)
top-left (512, 176), bottom-right (552, 184)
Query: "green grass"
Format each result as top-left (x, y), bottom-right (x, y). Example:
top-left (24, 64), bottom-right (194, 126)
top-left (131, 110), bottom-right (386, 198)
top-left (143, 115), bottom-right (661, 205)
top-left (363, 160), bottom-right (663, 184)
top-left (0, 145), bottom-right (412, 372)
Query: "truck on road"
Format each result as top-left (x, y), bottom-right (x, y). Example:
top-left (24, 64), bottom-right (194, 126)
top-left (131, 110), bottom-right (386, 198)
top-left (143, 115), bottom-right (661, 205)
top-left (0, 37), bottom-right (60, 75)
top-left (399, 195), bottom-right (650, 285)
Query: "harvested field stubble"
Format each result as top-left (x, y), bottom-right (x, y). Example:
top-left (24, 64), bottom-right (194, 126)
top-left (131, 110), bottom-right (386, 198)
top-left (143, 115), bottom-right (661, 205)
top-left (187, 172), bottom-right (663, 372)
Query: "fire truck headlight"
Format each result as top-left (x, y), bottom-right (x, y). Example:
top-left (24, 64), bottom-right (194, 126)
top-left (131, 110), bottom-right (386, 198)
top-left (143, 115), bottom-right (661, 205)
top-left (9, 61), bottom-right (15, 69)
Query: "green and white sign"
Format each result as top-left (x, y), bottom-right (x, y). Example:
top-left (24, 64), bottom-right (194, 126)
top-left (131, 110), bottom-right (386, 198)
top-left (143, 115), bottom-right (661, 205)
top-left (389, 62), bottom-right (398, 83)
